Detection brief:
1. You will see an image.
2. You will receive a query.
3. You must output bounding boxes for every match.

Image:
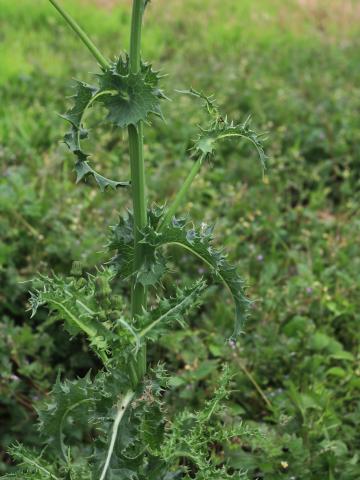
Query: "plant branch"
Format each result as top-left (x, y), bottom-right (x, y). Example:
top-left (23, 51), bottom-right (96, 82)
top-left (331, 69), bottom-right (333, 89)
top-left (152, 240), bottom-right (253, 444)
top-left (48, 0), bottom-right (110, 69)
top-left (232, 348), bottom-right (273, 410)
top-left (158, 155), bottom-right (204, 232)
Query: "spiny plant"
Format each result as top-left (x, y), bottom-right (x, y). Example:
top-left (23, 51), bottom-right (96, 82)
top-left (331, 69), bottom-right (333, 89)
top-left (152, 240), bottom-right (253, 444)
top-left (4, 1), bottom-right (266, 478)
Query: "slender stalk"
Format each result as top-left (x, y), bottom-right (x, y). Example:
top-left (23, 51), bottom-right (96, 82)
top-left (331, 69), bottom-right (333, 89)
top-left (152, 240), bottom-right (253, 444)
top-left (13, 211), bottom-right (42, 240)
top-left (232, 348), bottom-right (273, 411)
top-left (99, 390), bottom-right (135, 480)
top-left (129, 0), bottom-right (143, 72)
top-left (48, 0), bottom-right (109, 69)
top-left (158, 155), bottom-right (204, 232)
top-left (128, 0), bottom-right (147, 383)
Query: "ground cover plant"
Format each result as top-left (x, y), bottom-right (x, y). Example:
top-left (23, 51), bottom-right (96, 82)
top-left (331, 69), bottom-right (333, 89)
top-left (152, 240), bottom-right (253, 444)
top-left (1, 0), bottom-right (360, 479)
top-left (1, 0), bottom-right (267, 478)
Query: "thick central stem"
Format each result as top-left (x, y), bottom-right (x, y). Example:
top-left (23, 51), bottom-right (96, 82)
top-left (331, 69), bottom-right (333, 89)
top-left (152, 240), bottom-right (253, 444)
top-left (128, 0), bottom-right (147, 384)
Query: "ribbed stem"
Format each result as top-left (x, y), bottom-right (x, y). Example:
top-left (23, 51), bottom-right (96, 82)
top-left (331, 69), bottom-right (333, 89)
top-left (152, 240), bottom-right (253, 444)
top-left (128, 0), bottom-right (147, 384)
top-left (129, 0), bottom-right (143, 72)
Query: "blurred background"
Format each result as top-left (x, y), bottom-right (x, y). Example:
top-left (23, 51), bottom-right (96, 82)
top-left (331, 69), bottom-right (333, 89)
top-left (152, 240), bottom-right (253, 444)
top-left (0, 0), bottom-right (359, 478)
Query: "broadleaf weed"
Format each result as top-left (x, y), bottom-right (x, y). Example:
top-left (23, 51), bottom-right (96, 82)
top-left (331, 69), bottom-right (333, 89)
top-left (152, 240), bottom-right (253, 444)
top-left (4, 1), bottom-right (266, 478)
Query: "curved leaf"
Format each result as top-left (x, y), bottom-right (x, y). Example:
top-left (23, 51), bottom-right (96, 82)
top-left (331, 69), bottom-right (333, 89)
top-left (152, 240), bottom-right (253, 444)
top-left (143, 217), bottom-right (251, 341)
top-left (62, 58), bottom-right (167, 190)
top-left (63, 81), bottom-right (129, 191)
top-left (179, 88), bottom-right (267, 169)
top-left (37, 374), bottom-right (95, 459)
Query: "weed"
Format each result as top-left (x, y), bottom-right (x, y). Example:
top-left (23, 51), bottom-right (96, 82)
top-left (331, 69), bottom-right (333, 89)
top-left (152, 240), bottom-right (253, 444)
top-left (3, 1), bottom-right (264, 478)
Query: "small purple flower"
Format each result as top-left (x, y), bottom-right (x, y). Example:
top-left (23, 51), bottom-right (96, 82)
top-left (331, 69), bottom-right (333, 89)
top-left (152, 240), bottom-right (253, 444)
top-left (256, 254), bottom-right (264, 262)
top-left (198, 267), bottom-right (206, 275)
top-left (228, 339), bottom-right (237, 350)
top-left (306, 287), bottom-right (313, 295)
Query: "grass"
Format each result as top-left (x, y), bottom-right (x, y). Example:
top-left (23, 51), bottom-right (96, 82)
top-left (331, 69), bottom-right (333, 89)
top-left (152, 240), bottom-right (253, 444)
top-left (1, 0), bottom-right (360, 478)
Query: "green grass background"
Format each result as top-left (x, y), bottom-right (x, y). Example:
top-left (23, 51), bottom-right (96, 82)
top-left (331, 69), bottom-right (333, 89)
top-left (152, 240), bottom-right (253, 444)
top-left (1, 0), bottom-right (360, 478)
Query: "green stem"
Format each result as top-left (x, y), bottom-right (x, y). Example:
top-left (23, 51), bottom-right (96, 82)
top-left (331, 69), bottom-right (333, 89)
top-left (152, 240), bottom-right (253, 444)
top-left (129, 0), bottom-right (144, 72)
top-left (233, 348), bottom-right (273, 411)
top-left (128, 0), bottom-right (147, 384)
top-left (158, 155), bottom-right (204, 232)
top-left (48, 0), bottom-right (148, 384)
top-left (48, 0), bottom-right (109, 69)
top-left (129, 123), bottom-right (147, 323)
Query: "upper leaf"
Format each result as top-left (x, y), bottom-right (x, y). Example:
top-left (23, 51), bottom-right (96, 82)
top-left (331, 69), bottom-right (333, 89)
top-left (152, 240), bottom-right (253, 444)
top-left (62, 57), bottom-right (166, 190)
top-left (62, 81), bottom-right (129, 191)
top-left (180, 88), bottom-right (267, 169)
top-left (97, 56), bottom-right (166, 128)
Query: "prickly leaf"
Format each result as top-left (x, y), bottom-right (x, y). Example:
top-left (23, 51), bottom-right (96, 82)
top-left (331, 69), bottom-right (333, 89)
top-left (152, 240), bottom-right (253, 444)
top-left (4, 443), bottom-right (60, 480)
top-left (142, 215), bottom-right (251, 341)
top-left (29, 270), bottom-right (118, 361)
top-left (109, 210), bottom-right (167, 287)
top-left (97, 56), bottom-right (166, 128)
top-left (62, 81), bottom-right (129, 191)
top-left (137, 279), bottom-right (207, 342)
top-left (37, 373), bottom-right (96, 458)
top-left (180, 88), bottom-right (266, 168)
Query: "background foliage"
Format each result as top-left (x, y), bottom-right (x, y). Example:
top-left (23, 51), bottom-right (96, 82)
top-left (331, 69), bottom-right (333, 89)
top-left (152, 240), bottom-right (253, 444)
top-left (1, 0), bottom-right (360, 478)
